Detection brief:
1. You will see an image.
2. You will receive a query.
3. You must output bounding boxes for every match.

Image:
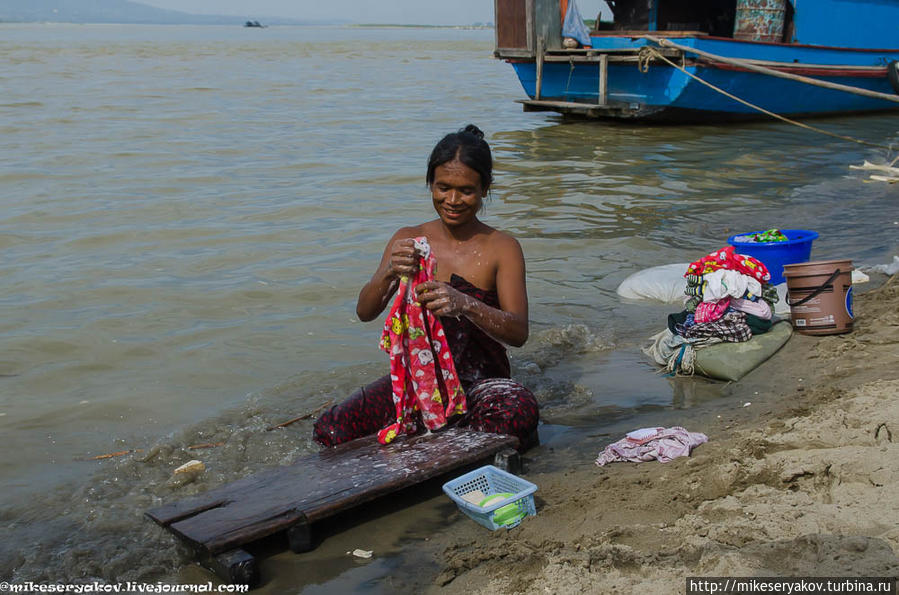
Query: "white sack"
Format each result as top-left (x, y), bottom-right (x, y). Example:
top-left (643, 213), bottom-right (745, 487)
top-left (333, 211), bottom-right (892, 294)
top-left (616, 263), bottom-right (689, 304)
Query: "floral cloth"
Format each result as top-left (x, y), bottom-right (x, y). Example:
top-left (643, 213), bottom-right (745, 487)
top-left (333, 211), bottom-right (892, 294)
top-left (685, 245), bottom-right (771, 283)
top-left (376, 237), bottom-right (466, 444)
top-left (313, 275), bottom-right (540, 452)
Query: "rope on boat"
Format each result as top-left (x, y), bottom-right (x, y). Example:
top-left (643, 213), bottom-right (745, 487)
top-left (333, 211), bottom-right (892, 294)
top-left (645, 36), bottom-right (899, 105)
top-left (637, 45), bottom-right (896, 151)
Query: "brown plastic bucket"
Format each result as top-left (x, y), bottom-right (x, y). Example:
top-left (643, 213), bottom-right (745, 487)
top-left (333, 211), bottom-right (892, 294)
top-left (783, 259), bottom-right (854, 335)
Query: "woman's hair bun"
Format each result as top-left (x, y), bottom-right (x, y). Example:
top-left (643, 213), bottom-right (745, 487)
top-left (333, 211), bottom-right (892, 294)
top-left (462, 124), bottom-right (485, 140)
top-left (426, 124), bottom-right (493, 192)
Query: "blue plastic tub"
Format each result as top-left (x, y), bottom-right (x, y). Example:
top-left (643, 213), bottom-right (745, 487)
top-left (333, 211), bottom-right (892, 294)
top-left (727, 229), bottom-right (818, 285)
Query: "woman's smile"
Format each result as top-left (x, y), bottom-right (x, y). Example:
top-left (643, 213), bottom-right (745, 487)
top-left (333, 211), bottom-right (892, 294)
top-left (431, 158), bottom-right (484, 227)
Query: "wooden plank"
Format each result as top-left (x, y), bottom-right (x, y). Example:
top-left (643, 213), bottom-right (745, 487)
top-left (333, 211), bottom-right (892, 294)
top-left (146, 428), bottom-right (518, 555)
top-left (591, 30), bottom-right (708, 37)
top-left (496, 0), bottom-right (528, 50)
top-left (534, 0), bottom-right (561, 50)
top-left (536, 36), bottom-right (545, 100)
top-left (518, 99), bottom-right (644, 118)
top-left (598, 54), bottom-right (609, 106)
top-left (520, 99), bottom-right (613, 109)
top-left (542, 52), bottom-right (677, 63)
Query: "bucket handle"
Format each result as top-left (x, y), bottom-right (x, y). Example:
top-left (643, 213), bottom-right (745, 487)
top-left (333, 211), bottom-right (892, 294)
top-left (786, 269), bottom-right (842, 307)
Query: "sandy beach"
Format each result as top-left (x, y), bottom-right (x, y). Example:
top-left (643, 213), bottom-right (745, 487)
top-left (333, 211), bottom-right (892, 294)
top-left (431, 273), bottom-right (899, 593)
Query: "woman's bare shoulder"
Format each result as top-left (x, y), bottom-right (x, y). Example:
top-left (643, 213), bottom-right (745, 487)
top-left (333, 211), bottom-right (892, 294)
top-left (485, 226), bottom-right (524, 256)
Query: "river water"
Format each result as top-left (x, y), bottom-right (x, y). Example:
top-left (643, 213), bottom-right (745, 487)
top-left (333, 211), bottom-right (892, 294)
top-left (1, 23), bottom-right (897, 586)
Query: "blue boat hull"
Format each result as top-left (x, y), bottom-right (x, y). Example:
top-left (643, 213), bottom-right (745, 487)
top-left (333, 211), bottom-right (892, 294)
top-left (509, 36), bottom-right (899, 120)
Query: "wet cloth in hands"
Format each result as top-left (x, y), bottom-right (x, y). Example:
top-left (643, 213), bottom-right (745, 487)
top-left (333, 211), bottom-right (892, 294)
top-left (595, 426), bottom-right (708, 465)
top-left (685, 246), bottom-right (771, 283)
top-left (313, 276), bottom-right (539, 451)
top-left (377, 237), bottom-right (465, 444)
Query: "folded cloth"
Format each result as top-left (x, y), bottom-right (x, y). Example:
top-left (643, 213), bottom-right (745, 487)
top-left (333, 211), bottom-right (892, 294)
top-left (694, 298), bottom-right (731, 323)
top-left (644, 327), bottom-right (725, 375)
top-left (745, 313), bottom-right (774, 335)
top-left (684, 274), bottom-right (705, 299)
top-left (682, 311), bottom-right (752, 342)
top-left (684, 296), bottom-right (701, 313)
top-left (702, 269), bottom-right (762, 302)
top-left (595, 426), bottom-right (709, 465)
top-left (685, 246), bottom-right (771, 283)
top-left (667, 310), bottom-right (697, 336)
top-left (644, 329), bottom-right (695, 374)
top-left (730, 296), bottom-right (772, 320)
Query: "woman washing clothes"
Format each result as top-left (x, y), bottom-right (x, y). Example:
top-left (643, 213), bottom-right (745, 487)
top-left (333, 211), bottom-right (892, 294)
top-left (313, 125), bottom-right (539, 451)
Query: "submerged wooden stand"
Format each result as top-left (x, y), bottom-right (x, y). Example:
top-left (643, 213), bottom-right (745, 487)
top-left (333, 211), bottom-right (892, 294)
top-left (146, 428), bottom-right (519, 587)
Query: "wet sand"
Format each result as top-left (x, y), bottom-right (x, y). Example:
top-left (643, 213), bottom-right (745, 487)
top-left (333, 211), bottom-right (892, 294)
top-left (427, 273), bottom-right (899, 593)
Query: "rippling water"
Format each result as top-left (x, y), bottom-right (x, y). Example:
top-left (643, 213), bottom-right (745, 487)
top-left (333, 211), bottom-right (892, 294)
top-left (1, 23), bottom-right (897, 585)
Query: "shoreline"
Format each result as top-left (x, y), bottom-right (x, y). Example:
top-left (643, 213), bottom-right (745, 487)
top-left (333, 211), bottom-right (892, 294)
top-left (426, 273), bottom-right (899, 593)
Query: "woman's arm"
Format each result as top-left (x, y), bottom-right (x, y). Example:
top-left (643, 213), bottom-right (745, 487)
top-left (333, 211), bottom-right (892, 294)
top-left (356, 229), bottom-right (419, 322)
top-left (415, 235), bottom-right (529, 347)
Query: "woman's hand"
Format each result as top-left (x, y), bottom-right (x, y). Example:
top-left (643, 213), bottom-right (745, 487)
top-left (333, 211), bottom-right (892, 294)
top-left (387, 238), bottom-right (419, 279)
top-left (357, 230), bottom-right (420, 322)
top-left (415, 281), bottom-right (472, 318)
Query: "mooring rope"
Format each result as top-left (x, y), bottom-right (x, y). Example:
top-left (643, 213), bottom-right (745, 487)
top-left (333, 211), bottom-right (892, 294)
top-left (646, 35), bottom-right (899, 104)
top-left (637, 45), bottom-right (896, 152)
top-left (564, 56), bottom-right (576, 98)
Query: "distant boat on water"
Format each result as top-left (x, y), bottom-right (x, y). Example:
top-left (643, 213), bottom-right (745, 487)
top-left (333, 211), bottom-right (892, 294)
top-left (244, 20), bottom-right (266, 28)
top-left (493, 0), bottom-right (899, 121)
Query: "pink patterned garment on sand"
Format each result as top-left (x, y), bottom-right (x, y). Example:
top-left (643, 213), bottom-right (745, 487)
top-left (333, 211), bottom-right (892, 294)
top-left (377, 237), bottom-right (466, 445)
top-left (595, 426), bottom-right (708, 466)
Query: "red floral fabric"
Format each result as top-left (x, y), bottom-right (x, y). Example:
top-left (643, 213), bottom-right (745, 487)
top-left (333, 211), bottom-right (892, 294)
top-left (376, 237), bottom-right (465, 444)
top-left (685, 245), bottom-right (771, 282)
top-left (312, 275), bottom-right (540, 452)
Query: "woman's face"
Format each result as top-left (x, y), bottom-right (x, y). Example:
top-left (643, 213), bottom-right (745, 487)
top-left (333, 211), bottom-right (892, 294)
top-left (430, 159), bottom-right (484, 228)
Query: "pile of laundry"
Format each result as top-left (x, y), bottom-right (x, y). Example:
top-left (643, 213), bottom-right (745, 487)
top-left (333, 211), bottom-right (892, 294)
top-left (643, 246), bottom-right (781, 375)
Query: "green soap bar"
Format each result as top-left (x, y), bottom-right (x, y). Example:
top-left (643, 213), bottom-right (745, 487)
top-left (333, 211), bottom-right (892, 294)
top-left (479, 492), bottom-right (524, 526)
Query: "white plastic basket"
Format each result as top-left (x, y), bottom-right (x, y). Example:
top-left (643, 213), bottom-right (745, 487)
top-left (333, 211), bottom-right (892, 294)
top-left (442, 465), bottom-right (537, 530)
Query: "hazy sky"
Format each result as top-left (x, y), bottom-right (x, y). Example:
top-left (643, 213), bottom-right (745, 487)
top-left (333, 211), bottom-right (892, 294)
top-left (136, 0), bottom-right (611, 25)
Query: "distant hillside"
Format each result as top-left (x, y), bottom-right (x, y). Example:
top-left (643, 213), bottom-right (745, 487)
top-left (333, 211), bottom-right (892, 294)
top-left (0, 0), bottom-right (321, 25)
